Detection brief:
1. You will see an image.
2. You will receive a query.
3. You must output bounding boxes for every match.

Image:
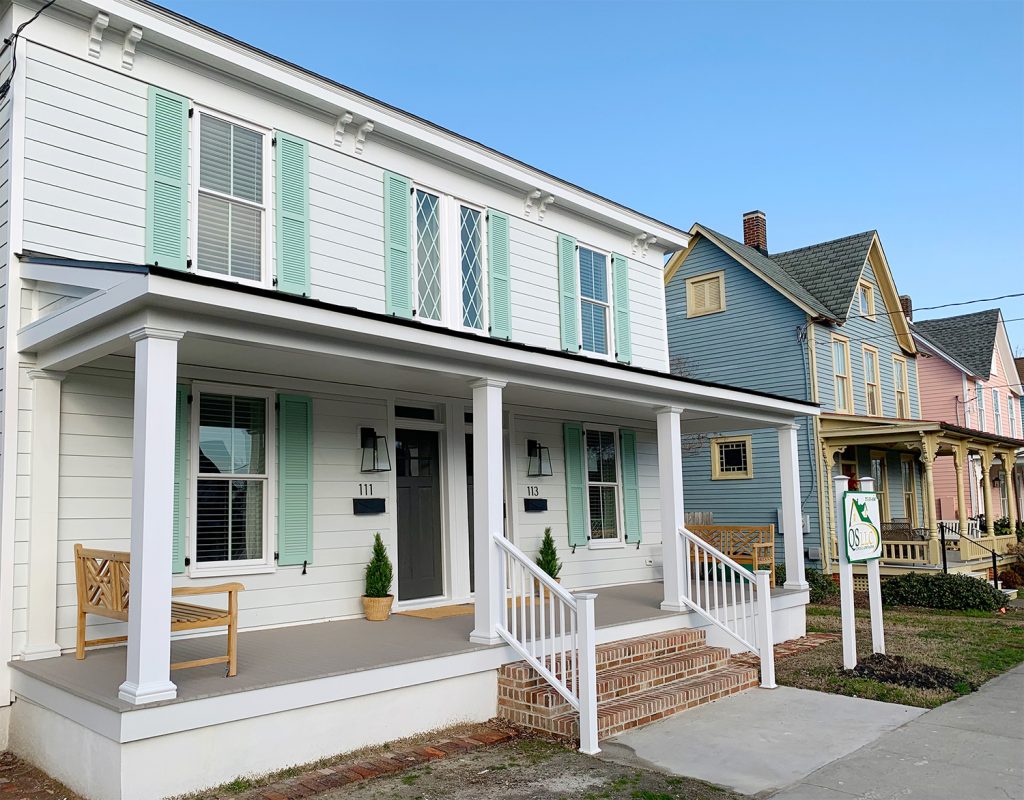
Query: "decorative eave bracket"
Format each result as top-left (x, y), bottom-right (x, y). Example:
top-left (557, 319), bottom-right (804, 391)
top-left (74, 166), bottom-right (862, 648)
top-left (122, 26), bottom-right (143, 71)
top-left (354, 120), bottom-right (374, 155)
top-left (334, 111), bottom-right (354, 149)
top-left (537, 194), bottom-right (554, 221)
top-left (88, 12), bottom-right (109, 59)
top-left (631, 233), bottom-right (658, 258)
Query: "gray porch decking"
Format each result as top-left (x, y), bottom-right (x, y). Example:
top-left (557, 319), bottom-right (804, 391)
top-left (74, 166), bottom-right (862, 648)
top-left (11, 582), bottom-right (722, 712)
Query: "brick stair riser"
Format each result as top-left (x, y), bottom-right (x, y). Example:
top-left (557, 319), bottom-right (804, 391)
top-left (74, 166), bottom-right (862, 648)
top-left (500, 646), bottom-right (731, 718)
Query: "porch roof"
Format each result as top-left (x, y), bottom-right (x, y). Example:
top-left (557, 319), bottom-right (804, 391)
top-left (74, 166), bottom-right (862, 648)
top-left (18, 255), bottom-right (819, 431)
top-left (819, 413), bottom-right (1024, 452)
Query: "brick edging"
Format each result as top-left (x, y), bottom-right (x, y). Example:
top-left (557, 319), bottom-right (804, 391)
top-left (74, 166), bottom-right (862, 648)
top-left (234, 724), bottom-right (516, 800)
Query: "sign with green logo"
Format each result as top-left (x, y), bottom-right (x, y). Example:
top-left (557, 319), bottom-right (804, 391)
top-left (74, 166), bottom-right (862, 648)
top-left (843, 491), bottom-right (882, 563)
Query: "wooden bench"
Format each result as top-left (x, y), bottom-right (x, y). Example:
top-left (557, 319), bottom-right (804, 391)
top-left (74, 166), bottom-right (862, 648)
top-left (687, 524), bottom-right (776, 586)
top-left (74, 544), bottom-right (243, 676)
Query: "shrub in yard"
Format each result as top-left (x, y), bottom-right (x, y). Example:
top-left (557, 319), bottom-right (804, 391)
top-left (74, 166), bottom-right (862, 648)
top-left (807, 567), bottom-right (840, 604)
top-left (775, 564), bottom-right (786, 587)
top-left (998, 570), bottom-right (1023, 590)
top-left (994, 516), bottom-right (1011, 536)
top-left (880, 572), bottom-right (1005, 611)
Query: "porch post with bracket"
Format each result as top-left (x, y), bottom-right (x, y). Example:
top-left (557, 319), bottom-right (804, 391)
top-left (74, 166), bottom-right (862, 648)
top-left (954, 444), bottom-right (969, 534)
top-left (778, 424), bottom-right (808, 590)
top-left (118, 328), bottom-right (183, 705)
top-left (1004, 451), bottom-right (1018, 532)
top-left (657, 406), bottom-right (686, 611)
top-left (920, 434), bottom-right (939, 566)
top-left (21, 370), bottom-right (66, 660)
top-left (469, 378), bottom-right (505, 645)
top-left (979, 446), bottom-right (995, 537)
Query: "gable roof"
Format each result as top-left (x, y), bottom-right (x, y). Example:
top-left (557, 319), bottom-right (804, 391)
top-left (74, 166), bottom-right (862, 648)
top-left (770, 231), bottom-right (877, 320)
top-left (913, 309), bottom-right (1001, 379)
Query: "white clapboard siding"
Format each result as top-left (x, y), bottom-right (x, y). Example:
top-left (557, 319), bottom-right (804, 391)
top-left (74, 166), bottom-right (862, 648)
top-left (509, 217), bottom-right (560, 349)
top-left (629, 259), bottom-right (670, 372)
top-left (510, 415), bottom-right (662, 590)
top-left (0, 46), bottom-right (11, 529)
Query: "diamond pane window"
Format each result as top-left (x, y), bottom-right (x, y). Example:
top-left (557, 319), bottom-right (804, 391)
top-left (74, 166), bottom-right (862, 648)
top-left (415, 189), bottom-right (442, 321)
top-left (579, 247), bottom-right (609, 354)
top-left (460, 205), bottom-right (484, 330)
top-left (196, 113), bottom-right (265, 282)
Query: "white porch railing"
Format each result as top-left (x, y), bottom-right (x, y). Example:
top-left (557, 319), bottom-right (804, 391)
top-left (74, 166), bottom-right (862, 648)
top-left (675, 527), bottom-right (776, 688)
top-left (938, 519), bottom-right (983, 539)
top-left (492, 534), bottom-right (598, 754)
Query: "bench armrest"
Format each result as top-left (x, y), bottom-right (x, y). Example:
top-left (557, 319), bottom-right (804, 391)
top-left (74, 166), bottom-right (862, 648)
top-left (173, 582), bottom-right (245, 597)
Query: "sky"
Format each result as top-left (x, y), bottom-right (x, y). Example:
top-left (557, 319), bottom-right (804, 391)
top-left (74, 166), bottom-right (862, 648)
top-left (161, 0), bottom-right (1024, 347)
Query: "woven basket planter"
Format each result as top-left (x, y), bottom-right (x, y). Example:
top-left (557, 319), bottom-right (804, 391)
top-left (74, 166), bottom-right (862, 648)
top-left (362, 595), bottom-right (394, 622)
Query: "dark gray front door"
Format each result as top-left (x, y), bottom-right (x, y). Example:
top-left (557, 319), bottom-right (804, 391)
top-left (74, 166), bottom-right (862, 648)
top-left (396, 429), bottom-right (443, 600)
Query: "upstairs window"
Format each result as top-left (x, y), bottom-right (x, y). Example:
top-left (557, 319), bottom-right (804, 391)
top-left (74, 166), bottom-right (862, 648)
top-left (832, 336), bottom-right (853, 413)
top-left (977, 381), bottom-right (986, 429)
top-left (579, 246), bottom-right (610, 355)
top-left (686, 271), bottom-right (726, 317)
top-left (414, 188), bottom-right (443, 322)
top-left (585, 428), bottom-right (621, 541)
top-left (863, 346), bottom-right (881, 416)
top-left (994, 389), bottom-right (1002, 434)
top-left (857, 281), bottom-right (875, 319)
top-left (1009, 396), bottom-right (1017, 438)
top-left (194, 111), bottom-right (268, 285)
top-left (459, 204), bottom-right (486, 330)
top-left (893, 356), bottom-right (909, 418)
top-left (711, 435), bottom-right (753, 480)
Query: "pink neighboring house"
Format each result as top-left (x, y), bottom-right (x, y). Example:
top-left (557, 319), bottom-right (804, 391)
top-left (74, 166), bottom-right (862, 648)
top-left (913, 308), bottom-right (1024, 523)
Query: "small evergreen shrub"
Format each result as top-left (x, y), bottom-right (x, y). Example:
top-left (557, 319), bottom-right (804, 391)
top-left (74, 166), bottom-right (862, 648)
top-left (881, 572), bottom-right (1005, 611)
top-left (536, 527), bottom-right (561, 580)
top-left (998, 569), bottom-right (1023, 590)
top-left (775, 564), bottom-right (787, 587)
top-left (807, 567), bottom-right (839, 604)
top-left (994, 516), bottom-right (1011, 536)
top-left (364, 533), bottom-right (393, 598)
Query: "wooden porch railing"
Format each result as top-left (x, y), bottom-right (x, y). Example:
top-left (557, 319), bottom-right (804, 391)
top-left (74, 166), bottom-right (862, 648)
top-left (881, 540), bottom-right (931, 564)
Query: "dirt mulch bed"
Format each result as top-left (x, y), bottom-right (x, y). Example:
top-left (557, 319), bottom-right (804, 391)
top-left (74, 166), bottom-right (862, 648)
top-left (843, 653), bottom-right (971, 692)
top-left (817, 589), bottom-right (871, 609)
top-left (0, 751), bottom-right (83, 799)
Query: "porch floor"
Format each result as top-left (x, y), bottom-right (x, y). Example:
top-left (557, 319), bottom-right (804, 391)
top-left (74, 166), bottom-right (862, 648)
top-left (10, 581), bottom-right (800, 713)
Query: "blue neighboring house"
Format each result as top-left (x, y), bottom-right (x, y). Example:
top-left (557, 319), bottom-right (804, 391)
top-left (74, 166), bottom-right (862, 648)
top-left (665, 211), bottom-right (930, 575)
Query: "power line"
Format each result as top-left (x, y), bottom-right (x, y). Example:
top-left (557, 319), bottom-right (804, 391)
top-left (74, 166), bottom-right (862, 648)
top-left (0, 0), bottom-right (57, 103)
top-left (844, 291), bottom-right (1024, 322)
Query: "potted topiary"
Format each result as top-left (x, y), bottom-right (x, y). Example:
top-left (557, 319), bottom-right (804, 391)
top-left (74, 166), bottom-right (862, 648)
top-left (362, 533), bottom-right (394, 621)
top-left (535, 527), bottom-right (562, 593)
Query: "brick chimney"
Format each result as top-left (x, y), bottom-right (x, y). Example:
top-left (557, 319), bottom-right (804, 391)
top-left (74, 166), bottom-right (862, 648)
top-left (742, 210), bottom-right (767, 253)
top-left (899, 294), bottom-right (913, 321)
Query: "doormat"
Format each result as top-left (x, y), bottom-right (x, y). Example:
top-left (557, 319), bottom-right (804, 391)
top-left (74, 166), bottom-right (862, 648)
top-left (399, 596), bottom-right (545, 620)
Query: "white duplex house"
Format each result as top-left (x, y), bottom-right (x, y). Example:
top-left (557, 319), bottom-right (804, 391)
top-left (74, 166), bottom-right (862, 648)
top-left (0, 1), bottom-right (817, 797)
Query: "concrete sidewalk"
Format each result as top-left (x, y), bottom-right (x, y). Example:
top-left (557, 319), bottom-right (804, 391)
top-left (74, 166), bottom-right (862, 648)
top-left (599, 685), bottom-right (925, 796)
top-left (771, 664), bottom-right (1024, 799)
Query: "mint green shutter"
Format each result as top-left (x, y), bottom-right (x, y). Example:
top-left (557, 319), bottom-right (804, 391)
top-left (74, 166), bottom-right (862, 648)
top-left (487, 209), bottom-right (511, 339)
top-left (383, 171), bottom-right (413, 318)
top-left (145, 86), bottom-right (189, 270)
top-left (275, 131), bottom-right (310, 296)
top-left (620, 429), bottom-right (642, 543)
top-left (557, 234), bottom-right (579, 352)
top-left (277, 394), bottom-right (314, 566)
top-left (612, 253), bottom-right (632, 364)
top-left (563, 422), bottom-right (588, 547)
top-left (172, 385), bottom-right (189, 573)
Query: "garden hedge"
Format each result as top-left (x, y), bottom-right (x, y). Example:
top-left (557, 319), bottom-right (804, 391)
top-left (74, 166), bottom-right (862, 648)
top-left (880, 572), bottom-right (1005, 611)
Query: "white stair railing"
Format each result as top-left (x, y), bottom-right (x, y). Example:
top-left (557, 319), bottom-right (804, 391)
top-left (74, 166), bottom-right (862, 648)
top-left (675, 526), bottom-right (776, 688)
top-left (492, 534), bottom-right (598, 754)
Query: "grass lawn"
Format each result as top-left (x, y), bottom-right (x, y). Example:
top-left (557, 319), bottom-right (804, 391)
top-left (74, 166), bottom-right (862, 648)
top-left (775, 604), bottom-right (1024, 707)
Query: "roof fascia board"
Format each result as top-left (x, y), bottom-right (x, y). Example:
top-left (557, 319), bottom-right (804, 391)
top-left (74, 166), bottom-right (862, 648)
top-left (74, 0), bottom-right (688, 248)
top-left (993, 313), bottom-right (1023, 395)
top-left (864, 234), bottom-right (916, 355)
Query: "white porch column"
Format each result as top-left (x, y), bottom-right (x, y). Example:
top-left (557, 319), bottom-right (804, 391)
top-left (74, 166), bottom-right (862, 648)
top-left (657, 406), bottom-right (686, 611)
top-left (21, 369), bottom-right (66, 660)
top-left (469, 378), bottom-right (505, 645)
top-left (118, 329), bottom-right (183, 705)
top-left (777, 424), bottom-right (808, 591)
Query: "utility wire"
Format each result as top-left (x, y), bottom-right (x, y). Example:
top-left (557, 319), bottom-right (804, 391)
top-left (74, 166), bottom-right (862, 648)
top-left (0, 0), bottom-right (57, 103)
top-left (844, 291), bottom-right (1024, 322)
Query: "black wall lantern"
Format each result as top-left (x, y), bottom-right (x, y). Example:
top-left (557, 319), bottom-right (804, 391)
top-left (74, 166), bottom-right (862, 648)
top-left (360, 427), bottom-right (391, 473)
top-left (526, 439), bottom-right (553, 477)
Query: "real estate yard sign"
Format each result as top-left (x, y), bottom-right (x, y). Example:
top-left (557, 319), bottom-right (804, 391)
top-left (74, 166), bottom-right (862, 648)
top-left (842, 491), bottom-right (882, 563)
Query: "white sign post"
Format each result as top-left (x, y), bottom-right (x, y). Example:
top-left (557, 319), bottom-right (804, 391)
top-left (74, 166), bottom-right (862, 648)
top-left (832, 474), bottom-right (886, 670)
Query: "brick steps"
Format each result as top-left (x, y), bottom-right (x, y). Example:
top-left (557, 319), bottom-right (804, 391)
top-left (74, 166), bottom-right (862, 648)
top-left (498, 627), bottom-right (758, 742)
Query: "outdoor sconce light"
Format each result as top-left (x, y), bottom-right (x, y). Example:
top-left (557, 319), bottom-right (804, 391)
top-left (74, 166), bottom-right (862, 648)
top-left (526, 439), bottom-right (553, 477)
top-left (360, 427), bottom-right (391, 473)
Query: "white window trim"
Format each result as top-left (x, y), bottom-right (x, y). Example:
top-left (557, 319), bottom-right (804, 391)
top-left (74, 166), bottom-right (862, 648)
top-left (451, 198), bottom-right (489, 336)
top-left (685, 270), bottom-right (726, 318)
top-left (411, 183), bottom-right (450, 328)
top-left (583, 424), bottom-right (625, 549)
top-left (577, 242), bottom-right (615, 361)
top-left (977, 381), bottom-right (986, 430)
top-left (188, 383), bottom-right (277, 578)
top-left (994, 389), bottom-right (1002, 435)
top-left (711, 435), bottom-right (754, 480)
top-left (189, 106), bottom-right (273, 290)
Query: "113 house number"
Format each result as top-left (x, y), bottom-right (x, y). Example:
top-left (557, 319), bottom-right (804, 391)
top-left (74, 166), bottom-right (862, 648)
top-left (525, 486), bottom-right (540, 496)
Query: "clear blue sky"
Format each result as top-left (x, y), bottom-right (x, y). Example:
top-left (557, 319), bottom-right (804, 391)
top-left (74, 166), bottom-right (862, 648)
top-left (162, 0), bottom-right (1024, 343)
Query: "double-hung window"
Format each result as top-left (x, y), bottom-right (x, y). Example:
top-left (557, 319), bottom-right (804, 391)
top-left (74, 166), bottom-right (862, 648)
top-left (1009, 397), bottom-right (1018, 438)
top-left (193, 388), bottom-right (273, 572)
top-left (893, 356), bottom-right (909, 418)
top-left (857, 281), bottom-right (875, 319)
top-left (832, 336), bottom-right (852, 413)
top-left (414, 188), bottom-right (443, 323)
top-left (994, 389), bottom-right (1002, 434)
top-left (585, 428), bottom-right (621, 542)
top-left (579, 246), bottom-right (611, 355)
top-left (194, 110), bottom-right (269, 285)
top-left (459, 203), bottom-right (486, 331)
top-left (863, 346), bottom-right (881, 416)
top-left (977, 381), bottom-right (986, 430)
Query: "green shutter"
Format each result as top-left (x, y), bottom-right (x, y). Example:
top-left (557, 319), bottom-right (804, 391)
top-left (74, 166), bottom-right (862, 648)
top-left (145, 86), bottom-right (189, 270)
top-left (620, 429), bottom-right (642, 543)
top-left (383, 171), bottom-right (413, 318)
top-left (563, 422), bottom-right (588, 547)
top-left (275, 131), bottom-right (310, 296)
top-left (487, 209), bottom-right (511, 340)
top-left (557, 234), bottom-right (579, 352)
top-left (277, 394), bottom-right (314, 567)
top-left (612, 253), bottom-right (632, 364)
top-left (172, 385), bottom-right (189, 573)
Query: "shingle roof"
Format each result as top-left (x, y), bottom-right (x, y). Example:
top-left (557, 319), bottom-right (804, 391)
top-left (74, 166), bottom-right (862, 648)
top-left (769, 231), bottom-right (877, 321)
top-left (913, 309), bottom-right (1001, 379)
top-left (696, 225), bottom-right (835, 319)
